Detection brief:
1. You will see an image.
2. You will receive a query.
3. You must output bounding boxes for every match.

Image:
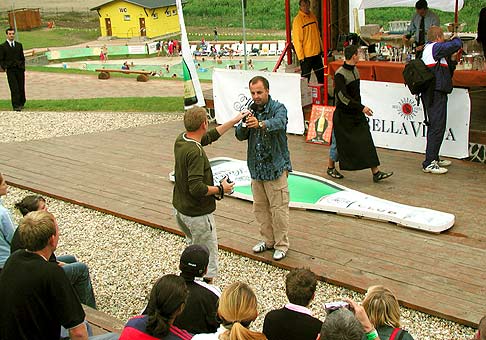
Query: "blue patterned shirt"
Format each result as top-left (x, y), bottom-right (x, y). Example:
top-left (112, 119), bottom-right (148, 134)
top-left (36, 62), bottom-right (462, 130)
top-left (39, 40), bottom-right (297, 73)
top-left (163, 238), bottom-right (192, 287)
top-left (235, 96), bottom-right (292, 181)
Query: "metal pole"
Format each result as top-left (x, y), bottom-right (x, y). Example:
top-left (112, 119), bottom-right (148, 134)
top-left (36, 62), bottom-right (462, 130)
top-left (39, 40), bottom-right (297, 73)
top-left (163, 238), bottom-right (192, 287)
top-left (12, 0), bottom-right (18, 40)
top-left (285, 0), bottom-right (292, 65)
top-left (241, 0), bottom-right (248, 70)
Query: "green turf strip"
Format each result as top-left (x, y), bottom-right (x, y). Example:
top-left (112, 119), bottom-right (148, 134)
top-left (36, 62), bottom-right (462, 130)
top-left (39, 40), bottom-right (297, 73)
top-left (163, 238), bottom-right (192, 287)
top-left (234, 173), bottom-right (342, 204)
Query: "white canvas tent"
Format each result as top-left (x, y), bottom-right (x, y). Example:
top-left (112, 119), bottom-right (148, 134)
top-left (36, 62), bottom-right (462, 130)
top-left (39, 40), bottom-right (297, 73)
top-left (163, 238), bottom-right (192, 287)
top-left (359, 0), bottom-right (464, 12)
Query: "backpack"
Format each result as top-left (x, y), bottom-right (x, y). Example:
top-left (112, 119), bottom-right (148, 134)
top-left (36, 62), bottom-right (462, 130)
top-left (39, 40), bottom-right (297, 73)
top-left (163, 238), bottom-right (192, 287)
top-left (402, 58), bottom-right (435, 95)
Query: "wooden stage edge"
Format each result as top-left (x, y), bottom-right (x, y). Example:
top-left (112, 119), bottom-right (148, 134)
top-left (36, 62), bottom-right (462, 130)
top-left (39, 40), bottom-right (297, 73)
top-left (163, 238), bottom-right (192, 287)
top-left (6, 180), bottom-right (479, 328)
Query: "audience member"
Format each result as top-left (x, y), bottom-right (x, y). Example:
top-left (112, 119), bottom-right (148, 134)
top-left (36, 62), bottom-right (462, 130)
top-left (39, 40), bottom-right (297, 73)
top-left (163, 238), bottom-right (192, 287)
top-left (122, 61), bottom-right (130, 70)
top-left (193, 282), bottom-right (267, 339)
top-left (0, 210), bottom-right (118, 340)
top-left (0, 173), bottom-right (16, 271)
top-left (362, 285), bottom-right (414, 340)
top-left (12, 194), bottom-right (97, 308)
top-left (320, 299), bottom-right (381, 340)
top-left (164, 245), bottom-right (221, 334)
top-left (120, 274), bottom-right (192, 340)
top-left (263, 268), bottom-right (322, 340)
top-left (474, 315), bottom-right (486, 340)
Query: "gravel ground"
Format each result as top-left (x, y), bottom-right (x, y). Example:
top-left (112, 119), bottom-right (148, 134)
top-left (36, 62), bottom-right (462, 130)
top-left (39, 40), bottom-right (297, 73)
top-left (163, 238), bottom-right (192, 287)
top-left (0, 110), bottom-right (477, 339)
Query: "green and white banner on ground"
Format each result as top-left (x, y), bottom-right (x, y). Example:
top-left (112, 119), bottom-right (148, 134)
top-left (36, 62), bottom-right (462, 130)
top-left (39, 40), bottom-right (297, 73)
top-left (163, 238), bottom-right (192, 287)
top-left (170, 157), bottom-right (455, 233)
top-left (176, 0), bottom-right (205, 109)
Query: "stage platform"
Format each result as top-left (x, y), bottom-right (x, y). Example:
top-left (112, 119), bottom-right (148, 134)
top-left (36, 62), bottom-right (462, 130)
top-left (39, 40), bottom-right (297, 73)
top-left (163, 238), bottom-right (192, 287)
top-left (0, 120), bottom-right (485, 327)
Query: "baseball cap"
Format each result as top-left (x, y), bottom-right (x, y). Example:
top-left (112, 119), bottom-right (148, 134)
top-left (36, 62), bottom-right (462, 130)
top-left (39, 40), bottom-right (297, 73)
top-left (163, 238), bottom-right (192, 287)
top-left (179, 244), bottom-right (210, 277)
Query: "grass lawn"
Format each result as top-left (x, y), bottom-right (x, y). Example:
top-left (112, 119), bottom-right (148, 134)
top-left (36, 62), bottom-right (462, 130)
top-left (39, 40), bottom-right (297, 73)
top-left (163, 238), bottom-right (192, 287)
top-left (17, 28), bottom-right (99, 50)
top-left (0, 97), bottom-right (183, 112)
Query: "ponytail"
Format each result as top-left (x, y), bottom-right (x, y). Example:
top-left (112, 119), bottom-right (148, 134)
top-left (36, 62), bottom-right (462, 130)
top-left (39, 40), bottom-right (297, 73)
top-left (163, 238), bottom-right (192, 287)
top-left (146, 311), bottom-right (171, 338)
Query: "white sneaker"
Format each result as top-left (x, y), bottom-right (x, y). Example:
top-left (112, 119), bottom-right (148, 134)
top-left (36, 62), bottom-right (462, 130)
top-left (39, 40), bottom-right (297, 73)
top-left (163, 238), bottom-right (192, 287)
top-left (438, 159), bottom-right (452, 167)
top-left (273, 249), bottom-right (286, 260)
top-left (252, 241), bottom-right (272, 253)
top-left (423, 161), bottom-right (448, 174)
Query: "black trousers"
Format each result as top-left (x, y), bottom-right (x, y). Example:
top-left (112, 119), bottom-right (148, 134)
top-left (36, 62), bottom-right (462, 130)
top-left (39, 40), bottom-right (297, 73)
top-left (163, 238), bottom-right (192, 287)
top-left (6, 67), bottom-right (26, 109)
top-left (300, 54), bottom-right (324, 84)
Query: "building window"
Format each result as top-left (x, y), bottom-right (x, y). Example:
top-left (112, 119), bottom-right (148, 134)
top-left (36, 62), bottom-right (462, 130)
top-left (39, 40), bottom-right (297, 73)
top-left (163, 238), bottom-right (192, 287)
top-left (124, 15), bottom-right (130, 21)
top-left (165, 8), bottom-right (171, 16)
top-left (152, 13), bottom-right (158, 19)
top-left (172, 9), bottom-right (177, 15)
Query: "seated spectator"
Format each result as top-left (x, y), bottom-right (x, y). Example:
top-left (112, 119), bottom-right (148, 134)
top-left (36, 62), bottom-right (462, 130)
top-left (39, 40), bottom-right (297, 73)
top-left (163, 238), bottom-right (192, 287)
top-left (475, 315), bottom-right (486, 340)
top-left (0, 210), bottom-right (118, 340)
top-left (263, 268), bottom-right (322, 340)
top-left (320, 299), bottom-right (381, 340)
top-left (173, 244), bottom-right (221, 334)
top-left (120, 274), bottom-right (192, 340)
top-left (0, 173), bottom-right (16, 271)
top-left (193, 282), bottom-right (267, 339)
top-left (362, 285), bottom-right (414, 340)
top-left (12, 194), bottom-right (97, 309)
top-left (122, 61), bottom-right (130, 70)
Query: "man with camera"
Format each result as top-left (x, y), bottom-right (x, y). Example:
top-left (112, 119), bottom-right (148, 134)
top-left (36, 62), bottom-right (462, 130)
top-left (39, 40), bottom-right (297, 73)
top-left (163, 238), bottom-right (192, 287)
top-left (173, 106), bottom-right (247, 282)
top-left (235, 76), bottom-right (292, 261)
top-left (292, 0), bottom-right (324, 84)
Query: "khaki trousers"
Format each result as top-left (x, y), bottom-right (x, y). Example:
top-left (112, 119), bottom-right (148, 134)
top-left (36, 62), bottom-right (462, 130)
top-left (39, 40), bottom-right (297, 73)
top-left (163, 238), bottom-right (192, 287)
top-left (251, 172), bottom-right (290, 252)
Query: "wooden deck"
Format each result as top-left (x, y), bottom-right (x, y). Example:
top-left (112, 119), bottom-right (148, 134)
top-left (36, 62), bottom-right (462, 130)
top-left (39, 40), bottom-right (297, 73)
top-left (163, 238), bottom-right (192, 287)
top-left (1, 121), bottom-right (485, 327)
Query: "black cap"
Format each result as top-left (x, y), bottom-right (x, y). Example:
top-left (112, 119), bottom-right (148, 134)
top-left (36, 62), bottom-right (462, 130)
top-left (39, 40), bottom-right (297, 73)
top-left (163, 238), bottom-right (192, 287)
top-left (179, 244), bottom-right (209, 277)
top-left (415, 0), bottom-right (428, 9)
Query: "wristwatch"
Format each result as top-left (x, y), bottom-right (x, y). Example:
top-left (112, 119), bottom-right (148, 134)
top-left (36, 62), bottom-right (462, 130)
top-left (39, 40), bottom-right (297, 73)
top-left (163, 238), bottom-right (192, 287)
top-left (258, 121), bottom-right (264, 129)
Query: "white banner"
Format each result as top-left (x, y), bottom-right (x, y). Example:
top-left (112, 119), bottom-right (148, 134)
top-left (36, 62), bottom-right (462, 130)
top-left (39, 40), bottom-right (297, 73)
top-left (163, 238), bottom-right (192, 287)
top-left (212, 69), bottom-right (305, 135)
top-left (147, 42), bottom-right (158, 55)
top-left (361, 80), bottom-right (470, 158)
top-left (358, 0), bottom-right (463, 12)
top-left (127, 45), bottom-right (147, 55)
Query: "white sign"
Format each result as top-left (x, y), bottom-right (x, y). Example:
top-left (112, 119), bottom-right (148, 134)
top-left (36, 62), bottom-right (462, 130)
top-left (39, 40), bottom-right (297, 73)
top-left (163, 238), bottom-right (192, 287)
top-left (127, 45), bottom-right (147, 55)
top-left (360, 80), bottom-right (470, 158)
top-left (147, 42), bottom-right (158, 54)
top-left (212, 69), bottom-right (305, 135)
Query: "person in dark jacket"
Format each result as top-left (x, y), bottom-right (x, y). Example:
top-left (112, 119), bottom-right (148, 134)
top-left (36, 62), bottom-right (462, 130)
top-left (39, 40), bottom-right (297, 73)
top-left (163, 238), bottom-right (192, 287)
top-left (420, 26), bottom-right (462, 174)
top-left (263, 268), bottom-right (322, 340)
top-left (0, 27), bottom-right (25, 111)
top-left (332, 45), bottom-right (393, 183)
top-left (477, 7), bottom-right (486, 56)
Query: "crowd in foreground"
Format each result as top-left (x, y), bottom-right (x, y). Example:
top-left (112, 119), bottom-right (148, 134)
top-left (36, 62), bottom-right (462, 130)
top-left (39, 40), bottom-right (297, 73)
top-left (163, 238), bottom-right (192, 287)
top-left (0, 173), bottom-right (484, 340)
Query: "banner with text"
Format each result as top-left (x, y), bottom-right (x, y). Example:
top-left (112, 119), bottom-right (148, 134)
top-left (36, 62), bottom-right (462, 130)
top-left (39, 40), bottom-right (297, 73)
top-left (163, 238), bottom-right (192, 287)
top-left (361, 80), bottom-right (470, 158)
top-left (212, 69), bottom-right (305, 135)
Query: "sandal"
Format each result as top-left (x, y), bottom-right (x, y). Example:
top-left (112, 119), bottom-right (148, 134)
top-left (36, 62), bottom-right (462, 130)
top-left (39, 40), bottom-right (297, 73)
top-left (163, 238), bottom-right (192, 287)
top-left (373, 171), bottom-right (393, 183)
top-left (327, 167), bottom-right (344, 179)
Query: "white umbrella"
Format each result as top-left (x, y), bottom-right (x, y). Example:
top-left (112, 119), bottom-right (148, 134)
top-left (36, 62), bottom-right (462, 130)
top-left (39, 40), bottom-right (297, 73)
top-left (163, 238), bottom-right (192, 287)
top-left (359, 0), bottom-right (464, 12)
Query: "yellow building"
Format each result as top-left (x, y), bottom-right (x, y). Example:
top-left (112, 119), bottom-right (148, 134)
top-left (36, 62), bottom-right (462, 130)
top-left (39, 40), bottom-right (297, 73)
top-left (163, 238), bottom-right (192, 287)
top-left (91, 0), bottom-right (185, 38)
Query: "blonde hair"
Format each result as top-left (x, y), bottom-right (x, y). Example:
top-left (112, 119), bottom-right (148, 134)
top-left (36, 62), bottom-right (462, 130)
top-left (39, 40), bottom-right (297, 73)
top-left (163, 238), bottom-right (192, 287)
top-left (362, 285), bottom-right (401, 328)
top-left (217, 282), bottom-right (267, 340)
top-left (427, 25), bottom-right (444, 42)
top-left (19, 210), bottom-right (57, 251)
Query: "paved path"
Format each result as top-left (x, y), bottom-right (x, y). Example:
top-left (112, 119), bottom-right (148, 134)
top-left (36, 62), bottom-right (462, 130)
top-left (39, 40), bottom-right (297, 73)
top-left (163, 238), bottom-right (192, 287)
top-left (0, 71), bottom-right (212, 100)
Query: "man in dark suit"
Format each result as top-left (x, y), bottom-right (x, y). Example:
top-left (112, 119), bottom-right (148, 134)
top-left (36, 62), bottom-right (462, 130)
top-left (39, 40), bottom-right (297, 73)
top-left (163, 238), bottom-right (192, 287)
top-left (0, 27), bottom-right (26, 111)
